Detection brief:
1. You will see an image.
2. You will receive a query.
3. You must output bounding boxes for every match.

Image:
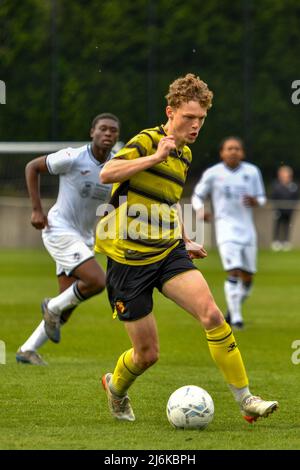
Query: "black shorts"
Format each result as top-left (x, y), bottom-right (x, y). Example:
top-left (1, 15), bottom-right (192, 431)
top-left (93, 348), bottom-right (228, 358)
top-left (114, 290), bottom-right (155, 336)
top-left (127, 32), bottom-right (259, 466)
top-left (106, 240), bottom-right (197, 322)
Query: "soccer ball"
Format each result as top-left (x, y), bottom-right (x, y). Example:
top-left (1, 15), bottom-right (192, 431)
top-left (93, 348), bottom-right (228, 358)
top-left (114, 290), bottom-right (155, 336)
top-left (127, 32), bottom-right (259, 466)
top-left (166, 385), bottom-right (214, 430)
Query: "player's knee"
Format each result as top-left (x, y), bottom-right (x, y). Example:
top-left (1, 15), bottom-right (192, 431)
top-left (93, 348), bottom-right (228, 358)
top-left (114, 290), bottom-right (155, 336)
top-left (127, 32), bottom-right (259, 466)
top-left (207, 308), bottom-right (224, 329)
top-left (199, 297), bottom-right (223, 329)
top-left (140, 352), bottom-right (159, 369)
top-left (242, 273), bottom-right (253, 284)
top-left (136, 347), bottom-right (159, 369)
top-left (87, 274), bottom-right (106, 294)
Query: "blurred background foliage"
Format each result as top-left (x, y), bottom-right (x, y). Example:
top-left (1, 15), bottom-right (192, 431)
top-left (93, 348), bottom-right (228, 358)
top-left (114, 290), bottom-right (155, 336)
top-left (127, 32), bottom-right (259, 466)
top-left (0, 0), bottom-right (299, 191)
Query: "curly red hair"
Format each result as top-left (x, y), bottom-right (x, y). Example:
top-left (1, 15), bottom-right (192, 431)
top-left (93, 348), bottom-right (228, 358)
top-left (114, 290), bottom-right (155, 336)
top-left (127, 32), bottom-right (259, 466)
top-left (166, 73), bottom-right (213, 110)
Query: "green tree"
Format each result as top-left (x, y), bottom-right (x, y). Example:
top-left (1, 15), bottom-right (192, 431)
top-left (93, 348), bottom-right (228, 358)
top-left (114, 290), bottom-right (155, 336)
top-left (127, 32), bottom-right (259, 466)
top-left (1, 0), bottom-right (299, 190)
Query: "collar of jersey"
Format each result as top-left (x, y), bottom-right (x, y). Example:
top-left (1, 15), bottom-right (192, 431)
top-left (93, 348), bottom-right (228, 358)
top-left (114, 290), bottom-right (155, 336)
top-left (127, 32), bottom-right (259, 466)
top-left (222, 162), bottom-right (243, 173)
top-left (87, 143), bottom-right (109, 166)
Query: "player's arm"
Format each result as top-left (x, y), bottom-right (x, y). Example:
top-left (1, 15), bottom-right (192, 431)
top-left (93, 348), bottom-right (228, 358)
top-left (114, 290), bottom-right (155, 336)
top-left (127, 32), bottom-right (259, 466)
top-left (25, 156), bottom-right (49, 229)
top-left (100, 136), bottom-right (176, 184)
top-left (191, 169), bottom-right (213, 221)
top-left (177, 203), bottom-right (207, 260)
top-left (243, 168), bottom-right (267, 207)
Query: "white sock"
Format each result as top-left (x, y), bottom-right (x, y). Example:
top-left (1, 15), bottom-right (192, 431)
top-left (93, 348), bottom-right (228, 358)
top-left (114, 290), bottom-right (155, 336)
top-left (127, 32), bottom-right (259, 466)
top-left (224, 277), bottom-right (243, 323)
top-left (48, 282), bottom-right (85, 315)
top-left (20, 320), bottom-right (48, 352)
top-left (228, 384), bottom-right (251, 404)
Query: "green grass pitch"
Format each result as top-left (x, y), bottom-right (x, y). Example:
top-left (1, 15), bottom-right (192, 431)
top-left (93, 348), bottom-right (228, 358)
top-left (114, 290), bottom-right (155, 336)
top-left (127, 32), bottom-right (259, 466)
top-left (0, 248), bottom-right (299, 450)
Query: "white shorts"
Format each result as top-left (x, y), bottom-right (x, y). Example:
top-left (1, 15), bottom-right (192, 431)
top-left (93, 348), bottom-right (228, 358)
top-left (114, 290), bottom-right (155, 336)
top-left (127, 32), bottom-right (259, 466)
top-left (218, 242), bottom-right (257, 274)
top-left (42, 231), bottom-right (94, 276)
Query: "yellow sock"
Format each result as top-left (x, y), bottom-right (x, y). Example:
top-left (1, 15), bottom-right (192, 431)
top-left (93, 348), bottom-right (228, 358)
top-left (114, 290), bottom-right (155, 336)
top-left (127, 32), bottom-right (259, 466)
top-left (206, 321), bottom-right (248, 389)
top-left (110, 348), bottom-right (144, 397)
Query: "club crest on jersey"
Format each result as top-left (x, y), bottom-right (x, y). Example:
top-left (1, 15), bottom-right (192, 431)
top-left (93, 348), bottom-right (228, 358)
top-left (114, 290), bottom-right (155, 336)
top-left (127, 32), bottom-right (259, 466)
top-left (79, 181), bottom-right (94, 198)
top-left (115, 300), bottom-right (126, 314)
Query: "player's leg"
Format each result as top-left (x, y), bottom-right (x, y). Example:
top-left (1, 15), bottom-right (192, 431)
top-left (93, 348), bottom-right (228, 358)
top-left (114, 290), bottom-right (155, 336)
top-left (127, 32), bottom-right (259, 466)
top-left (162, 269), bottom-right (278, 421)
top-left (219, 242), bottom-right (244, 327)
top-left (225, 268), bottom-right (244, 328)
top-left (16, 274), bottom-right (76, 365)
top-left (237, 244), bottom-right (256, 312)
top-left (41, 233), bottom-right (106, 342)
top-left (239, 271), bottom-right (254, 305)
top-left (102, 258), bottom-right (159, 421)
top-left (43, 258), bottom-right (106, 342)
top-left (58, 274), bottom-right (78, 324)
top-left (45, 258), bottom-right (106, 317)
top-left (114, 313), bottom-right (159, 394)
top-left (102, 313), bottom-right (159, 421)
top-left (162, 269), bottom-right (248, 388)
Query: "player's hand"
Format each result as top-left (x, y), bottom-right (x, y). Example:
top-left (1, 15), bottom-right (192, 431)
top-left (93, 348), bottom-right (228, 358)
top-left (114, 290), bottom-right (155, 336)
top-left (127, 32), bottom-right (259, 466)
top-left (243, 195), bottom-right (258, 207)
top-left (154, 136), bottom-right (177, 162)
top-left (185, 240), bottom-right (208, 259)
top-left (31, 209), bottom-right (48, 230)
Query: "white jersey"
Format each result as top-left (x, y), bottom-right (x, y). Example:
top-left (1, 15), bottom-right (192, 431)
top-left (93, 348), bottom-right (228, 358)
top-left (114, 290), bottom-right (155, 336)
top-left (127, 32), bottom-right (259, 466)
top-left (43, 144), bottom-right (112, 245)
top-left (192, 162), bottom-right (266, 245)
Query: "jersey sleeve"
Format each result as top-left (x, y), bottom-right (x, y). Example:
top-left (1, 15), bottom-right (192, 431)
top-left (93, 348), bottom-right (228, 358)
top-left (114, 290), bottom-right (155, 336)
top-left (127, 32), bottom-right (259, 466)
top-left (112, 133), bottom-right (154, 161)
top-left (191, 169), bottom-right (213, 210)
top-left (253, 167), bottom-right (266, 206)
top-left (193, 170), bottom-right (212, 203)
top-left (46, 147), bottom-right (76, 175)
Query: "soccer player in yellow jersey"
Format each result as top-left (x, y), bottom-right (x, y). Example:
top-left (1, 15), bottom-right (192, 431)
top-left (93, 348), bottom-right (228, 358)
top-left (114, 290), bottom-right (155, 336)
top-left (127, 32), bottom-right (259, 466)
top-left (95, 74), bottom-right (278, 423)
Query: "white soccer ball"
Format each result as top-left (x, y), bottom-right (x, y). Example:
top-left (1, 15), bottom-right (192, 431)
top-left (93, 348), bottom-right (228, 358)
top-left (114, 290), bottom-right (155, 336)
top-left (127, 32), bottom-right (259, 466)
top-left (166, 385), bottom-right (214, 430)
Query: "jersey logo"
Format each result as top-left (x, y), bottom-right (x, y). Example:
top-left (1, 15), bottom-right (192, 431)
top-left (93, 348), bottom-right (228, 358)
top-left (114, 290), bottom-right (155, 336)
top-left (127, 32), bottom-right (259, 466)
top-left (228, 341), bottom-right (237, 352)
top-left (80, 170), bottom-right (91, 175)
top-left (115, 300), bottom-right (126, 314)
top-left (73, 252), bottom-right (81, 261)
top-left (79, 181), bottom-right (94, 198)
top-left (243, 174), bottom-right (250, 181)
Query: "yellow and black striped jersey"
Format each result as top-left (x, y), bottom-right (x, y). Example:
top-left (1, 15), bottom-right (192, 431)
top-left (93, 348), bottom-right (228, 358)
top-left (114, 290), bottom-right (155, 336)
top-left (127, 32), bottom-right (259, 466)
top-left (95, 125), bottom-right (192, 265)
